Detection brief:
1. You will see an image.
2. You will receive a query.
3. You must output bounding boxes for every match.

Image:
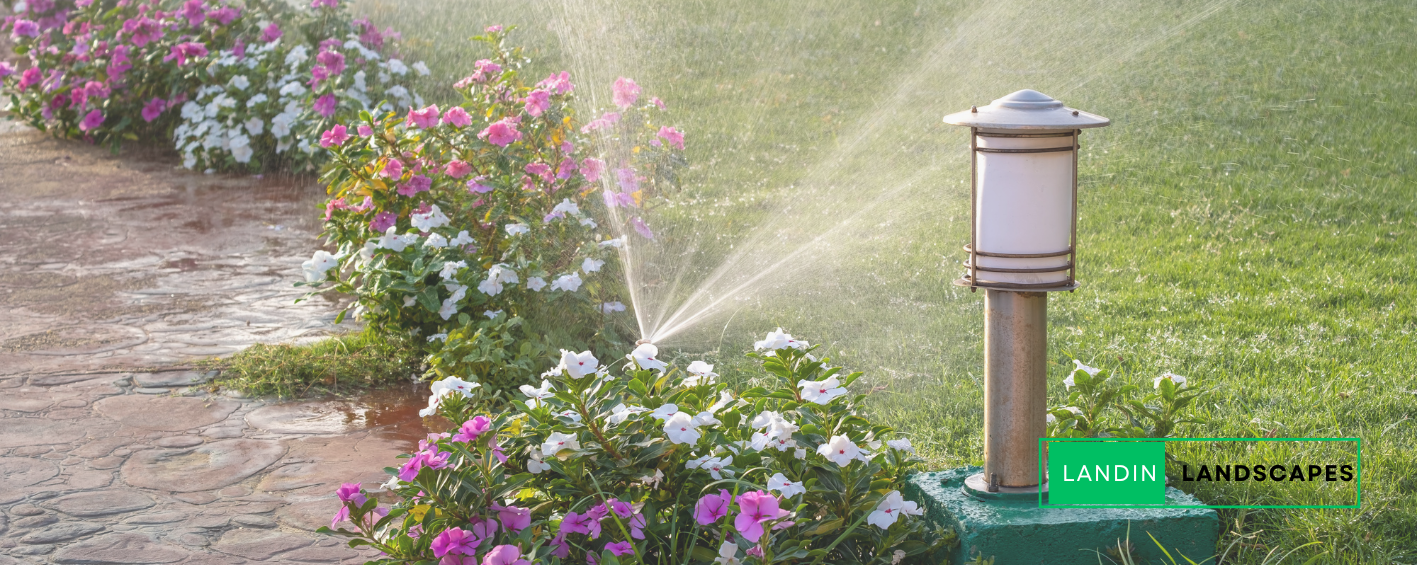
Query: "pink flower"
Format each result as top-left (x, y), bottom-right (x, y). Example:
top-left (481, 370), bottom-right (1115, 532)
top-left (603, 499), bottom-right (633, 518)
top-left (443, 106), bottom-right (472, 128)
top-left (536, 71), bottom-right (574, 95)
top-left (733, 490), bottom-right (789, 543)
top-left (330, 482), bottom-right (367, 528)
top-left (181, 0), bottom-right (206, 27)
top-left (82, 81), bottom-right (110, 101)
top-left (602, 191), bottom-right (634, 209)
top-left (523, 90), bottom-right (550, 117)
top-left (311, 0), bottom-right (339, 7)
top-left (11, 19), bottom-right (40, 38)
top-left (141, 98), bottom-right (166, 122)
top-left (629, 513), bottom-right (646, 539)
top-left (107, 46), bottom-right (132, 78)
top-left (491, 503), bottom-right (531, 533)
top-left (525, 162), bottom-right (552, 183)
top-left (78, 109), bottom-right (104, 132)
top-left (164, 42), bottom-right (209, 66)
top-left (481, 545), bottom-right (528, 565)
top-left (451, 416), bottom-right (491, 442)
top-left (398, 446), bottom-right (450, 481)
top-left (122, 17), bottom-right (162, 47)
top-left (317, 50), bottom-right (346, 74)
top-left (381, 159), bottom-right (404, 179)
top-left (320, 125), bottom-right (350, 148)
top-left (397, 174), bottom-right (432, 197)
top-left (615, 168), bottom-right (640, 192)
top-left (548, 533), bottom-right (569, 559)
top-left (612, 77), bottom-right (640, 109)
top-left (580, 112), bottom-right (619, 133)
top-left (631, 216), bottom-right (654, 240)
top-left (431, 527), bottom-right (477, 558)
top-left (559, 511), bottom-right (600, 539)
top-left (478, 117), bottom-right (522, 147)
top-left (556, 158), bottom-right (577, 180)
top-left (580, 158), bottom-right (605, 183)
top-left (314, 94), bottom-right (338, 118)
top-left (18, 68), bottom-right (42, 90)
top-left (468, 518), bottom-right (498, 549)
top-left (652, 97), bottom-right (666, 110)
top-left (467, 177), bottom-right (494, 194)
top-left (357, 124), bottom-right (374, 137)
top-left (485, 25), bottom-right (504, 33)
top-left (657, 126), bottom-right (685, 150)
top-left (469, 59), bottom-right (501, 83)
top-left (444, 160), bottom-right (472, 178)
top-left (207, 6), bottom-right (240, 26)
top-left (695, 490), bottom-right (732, 525)
top-left (0, 62), bottom-right (14, 78)
top-left (369, 211), bottom-right (397, 232)
top-left (606, 541), bottom-right (634, 556)
top-left (261, 22), bottom-right (282, 42)
top-left (406, 105), bottom-right (440, 129)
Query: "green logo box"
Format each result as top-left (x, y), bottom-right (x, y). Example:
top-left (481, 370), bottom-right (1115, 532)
top-left (1038, 438), bottom-right (1362, 509)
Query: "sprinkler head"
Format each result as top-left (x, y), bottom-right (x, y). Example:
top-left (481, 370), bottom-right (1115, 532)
top-left (635, 339), bottom-right (653, 345)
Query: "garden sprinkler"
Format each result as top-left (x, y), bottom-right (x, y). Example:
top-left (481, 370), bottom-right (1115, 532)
top-left (943, 89), bottom-right (1109, 498)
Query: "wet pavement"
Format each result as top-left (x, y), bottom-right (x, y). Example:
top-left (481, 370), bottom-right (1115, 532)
top-left (0, 122), bottom-right (433, 564)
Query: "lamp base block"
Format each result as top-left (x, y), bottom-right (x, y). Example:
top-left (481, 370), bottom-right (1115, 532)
top-left (905, 467), bottom-right (1218, 565)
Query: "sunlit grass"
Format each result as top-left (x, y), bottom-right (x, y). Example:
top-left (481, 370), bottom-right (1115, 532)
top-left (202, 329), bottom-right (421, 398)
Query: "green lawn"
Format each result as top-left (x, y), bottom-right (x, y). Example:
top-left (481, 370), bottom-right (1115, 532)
top-left (356, 0), bottom-right (1416, 561)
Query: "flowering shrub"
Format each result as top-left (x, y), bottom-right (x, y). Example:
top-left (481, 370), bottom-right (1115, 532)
top-left (0, 0), bottom-right (424, 172)
top-left (1047, 360), bottom-right (1210, 439)
top-left (304, 28), bottom-right (685, 392)
top-left (323, 330), bottom-right (952, 564)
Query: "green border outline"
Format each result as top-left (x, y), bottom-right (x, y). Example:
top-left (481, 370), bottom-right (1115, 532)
top-left (1035, 437), bottom-right (1362, 509)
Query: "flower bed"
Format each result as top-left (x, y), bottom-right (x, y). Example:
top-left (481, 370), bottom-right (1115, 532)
top-left (1, 0), bottom-right (426, 172)
top-left (303, 29), bottom-right (685, 393)
top-left (324, 330), bottom-right (952, 564)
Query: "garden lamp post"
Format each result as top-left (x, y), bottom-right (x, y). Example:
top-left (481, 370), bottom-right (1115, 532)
top-left (943, 89), bottom-right (1109, 496)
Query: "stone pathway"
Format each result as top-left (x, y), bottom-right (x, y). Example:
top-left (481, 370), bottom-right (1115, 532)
top-left (0, 124), bottom-right (430, 564)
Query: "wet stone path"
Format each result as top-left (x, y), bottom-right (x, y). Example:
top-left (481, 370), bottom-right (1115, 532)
top-left (0, 124), bottom-right (429, 564)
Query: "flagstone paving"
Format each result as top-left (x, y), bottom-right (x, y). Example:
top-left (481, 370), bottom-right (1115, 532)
top-left (0, 124), bottom-right (433, 564)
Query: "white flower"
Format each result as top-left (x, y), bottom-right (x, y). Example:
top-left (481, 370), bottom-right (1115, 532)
top-left (183, 153), bottom-right (197, 169)
top-left (352, 69), bottom-right (368, 92)
top-left (1047, 413), bottom-right (1058, 424)
top-left (598, 236), bottom-right (626, 249)
top-left (555, 409), bottom-right (582, 422)
top-left (755, 328), bottom-right (808, 351)
top-left (386, 59), bottom-right (409, 75)
top-left (519, 380), bottom-right (555, 408)
top-left (438, 261), bottom-right (466, 281)
top-left (683, 361), bottom-right (717, 386)
top-left (427, 333), bottom-right (448, 343)
top-left (1063, 373), bottom-right (1075, 390)
top-left (246, 93), bottom-right (268, 107)
top-left (285, 44), bottom-right (309, 66)
top-left (412, 61), bottom-right (431, 76)
top-left (489, 264), bottom-right (519, 284)
top-left (424, 233), bottom-right (448, 248)
top-left (892, 550), bottom-right (907, 565)
top-left (439, 284), bottom-right (467, 320)
top-left (818, 435), bottom-right (861, 467)
top-left (484, 309), bottom-right (503, 319)
top-left (627, 343), bottom-right (667, 372)
top-left (1154, 372), bottom-right (1188, 389)
top-left (278, 81), bottom-right (307, 97)
top-left (557, 350), bottom-right (599, 378)
top-left (229, 75), bottom-right (250, 90)
top-left (505, 223), bottom-right (530, 236)
top-left (270, 113), bottom-right (294, 137)
top-left (886, 439), bottom-right (915, 453)
top-left (526, 277), bottom-right (547, 291)
top-left (690, 411), bottom-right (721, 428)
top-left (244, 117), bottom-right (264, 136)
top-left (794, 448), bottom-right (807, 460)
top-left (375, 227), bottom-right (417, 252)
top-left (580, 217), bottom-right (598, 228)
top-left (1073, 359), bottom-right (1101, 377)
top-left (663, 412), bottom-right (701, 445)
top-left (715, 541), bottom-right (742, 565)
top-left (412, 205), bottom-right (451, 231)
top-left (868, 491), bottom-right (908, 529)
top-left (551, 199), bottom-right (579, 216)
top-left (478, 277), bottom-right (504, 297)
top-left (180, 101), bottom-right (202, 120)
top-left (767, 473), bottom-right (806, 498)
top-left (581, 258), bottom-right (604, 273)
top-left (301, 250), bottom-right (341, 282)
top-left (541, 432), bottom-right (580, 457)
top-left (418, 376), bottom-right (480, 417)
top-left (698, 455), bottom-right (733, 479)
top-left (798, 375), bottom-right (848, 405)
top-left (601, 301), bottom-right (626, 314)
top-left (550, 273), bottom-right (582, 292)
top-left (707, 391), bottom-right (735, 414)
top-left (527, 454), bottom-right (551, 474)
top-left (606, 403), bottom-right (649, 425)
top-left (448, 230), bottom-right (475, 247)
top-left (1065, 406), bottom-right (1083, 416)
top-left (650, 404), bottom-right (680, 421)
top-left (230, 140), bottom-right (254, 163)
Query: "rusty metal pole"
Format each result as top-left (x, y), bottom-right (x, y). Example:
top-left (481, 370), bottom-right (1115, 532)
top-left (982, 289), bottom-right (1048, 489)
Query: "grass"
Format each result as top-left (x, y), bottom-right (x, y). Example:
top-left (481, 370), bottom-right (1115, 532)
top-left (201, 329), bottom-right (421, 398)
top-left (347, 0), bottom-right (1416, 561)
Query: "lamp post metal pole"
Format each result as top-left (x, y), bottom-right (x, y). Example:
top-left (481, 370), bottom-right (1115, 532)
top-left (983, 289), bottom-right (1048, 489)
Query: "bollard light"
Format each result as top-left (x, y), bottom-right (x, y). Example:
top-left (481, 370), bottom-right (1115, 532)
top-left (943, 89), bottom-right (1109, 497)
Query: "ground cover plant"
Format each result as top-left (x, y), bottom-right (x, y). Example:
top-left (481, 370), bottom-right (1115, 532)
top-left (303, 27), bottom-right (686, 394)
top-left (324, 330), bottom-right (951, 564)
top-left (201, 328), bottom-right (420, 398)
top-left (0, 0), bottom-right (427, 172)
top-left (356, 0), bottom-right (1417, 561)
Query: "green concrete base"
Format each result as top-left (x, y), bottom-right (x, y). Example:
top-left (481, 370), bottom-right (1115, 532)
top-left (905, 467), bottom-right (1219, 565)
